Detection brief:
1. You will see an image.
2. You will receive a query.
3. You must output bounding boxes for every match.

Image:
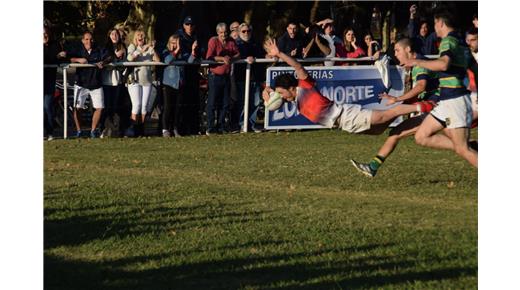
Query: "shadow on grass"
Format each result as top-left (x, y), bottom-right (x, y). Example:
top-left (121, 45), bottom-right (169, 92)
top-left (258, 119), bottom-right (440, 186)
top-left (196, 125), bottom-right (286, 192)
top-left (45, 200), bottom-right (272, 249)
top-left (45, 244), bottom-right (475, 290)
top-left (45, 198), bottom-right (476, 289)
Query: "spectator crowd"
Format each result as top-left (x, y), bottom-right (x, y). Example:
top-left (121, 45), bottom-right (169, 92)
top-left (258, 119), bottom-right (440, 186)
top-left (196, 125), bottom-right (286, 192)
top-left (43, 5), bottom-right (477, 140)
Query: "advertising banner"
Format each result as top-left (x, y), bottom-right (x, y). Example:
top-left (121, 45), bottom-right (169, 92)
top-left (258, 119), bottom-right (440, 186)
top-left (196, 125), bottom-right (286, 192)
top-left (265, 65), bottom-right (406, 129)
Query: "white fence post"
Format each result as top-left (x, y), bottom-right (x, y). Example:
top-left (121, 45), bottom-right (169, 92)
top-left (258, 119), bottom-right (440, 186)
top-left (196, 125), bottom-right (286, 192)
top-left (63, 67), bottom-right (68, 139)
top-left (242, 63), bottom-right (251, 133)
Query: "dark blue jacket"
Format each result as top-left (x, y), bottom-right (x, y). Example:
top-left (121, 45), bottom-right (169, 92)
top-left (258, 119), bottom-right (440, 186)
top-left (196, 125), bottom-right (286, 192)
top-left (235, 38), bottom-right (266, 82)
top-left (176, 28), bottom-right (201, 81)
top-left (68, 45), bottom-right (106, 90)
top-left (407, 19), bottom-right (439, 55)
top-left (277, 32), bottom-right (304, 59)
top-left (44, 41), bottom-right (61, 95)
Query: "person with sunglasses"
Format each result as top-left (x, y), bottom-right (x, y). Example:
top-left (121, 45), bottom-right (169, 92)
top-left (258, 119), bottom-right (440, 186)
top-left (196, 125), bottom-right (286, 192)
top-left (232, 23), bottom-right (266, 132)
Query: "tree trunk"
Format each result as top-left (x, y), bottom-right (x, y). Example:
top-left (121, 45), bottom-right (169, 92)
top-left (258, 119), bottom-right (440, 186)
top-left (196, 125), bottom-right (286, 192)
top-left (309, 0), bottom-right (320, 24)
top-left (382, 9), bottom-right (391, 53)
top-left (124, 1), bottom-right (157, 43)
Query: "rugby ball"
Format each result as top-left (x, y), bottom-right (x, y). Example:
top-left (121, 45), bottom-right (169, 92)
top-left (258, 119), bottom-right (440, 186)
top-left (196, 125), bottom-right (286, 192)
top-left (265, 91), bottom-right (284, 111)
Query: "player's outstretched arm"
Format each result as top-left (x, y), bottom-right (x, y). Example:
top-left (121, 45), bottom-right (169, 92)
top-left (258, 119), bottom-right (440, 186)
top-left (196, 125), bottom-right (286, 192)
top-left (403, 55), bottom-right (450, 72)
top-left (380, 79), bottom-right (427, 106)
top-left (264, 37), bottom-right (308, 80)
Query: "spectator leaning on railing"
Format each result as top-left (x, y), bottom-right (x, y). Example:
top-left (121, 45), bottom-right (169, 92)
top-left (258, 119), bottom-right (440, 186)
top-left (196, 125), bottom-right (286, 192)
top-left (68, 31), bottom-right (107, 139)
top-left (125, 29), bottom-right (161, 137)
top-left (100, 28), bottom-right (127, 138)
top-left (363, 32), bottom-right (381, 59)
top-left (205, 22), bottom-right (240, 135)
top-left (233, 23), bottom-right (266, 132)
top-left (335, 28), bottom-right (365, 65)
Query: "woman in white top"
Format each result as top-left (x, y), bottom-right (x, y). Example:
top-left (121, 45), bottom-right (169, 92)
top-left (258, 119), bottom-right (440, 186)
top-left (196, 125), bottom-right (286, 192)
top-left (101, 28), bottom-right (126, 137)
top-left (126, 29), bottom-right (160, 136)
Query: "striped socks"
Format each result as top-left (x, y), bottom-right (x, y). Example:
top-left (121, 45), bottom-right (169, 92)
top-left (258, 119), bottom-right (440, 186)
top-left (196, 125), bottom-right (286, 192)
top-left (368, 155), bottom-right (386, 171)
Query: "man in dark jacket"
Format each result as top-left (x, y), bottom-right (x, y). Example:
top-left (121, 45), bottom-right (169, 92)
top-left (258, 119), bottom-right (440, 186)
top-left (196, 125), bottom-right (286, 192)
top-left (43, 26), bottom-right (66, 140)
top-left (68, 31), bottom-right (107, 138)
top-left (407, 4), bottom-right (439, 55)
top-left (233, 23), bottom-right (266, 132)
top-left (177, 16), bottom-right (202, 135)
top-left (277, 21), bottom-right (304, 59)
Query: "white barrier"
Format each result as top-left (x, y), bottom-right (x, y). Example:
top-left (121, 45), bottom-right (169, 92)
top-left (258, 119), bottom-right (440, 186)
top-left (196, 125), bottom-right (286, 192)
top-left (47, 56), bottom-right (382, 138)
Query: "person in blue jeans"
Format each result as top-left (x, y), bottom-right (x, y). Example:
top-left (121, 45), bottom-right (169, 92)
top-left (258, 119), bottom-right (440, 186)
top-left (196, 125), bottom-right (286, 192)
top-left (205, 23), bottom-right (240, 135)
top-left (43, 26), bottom-right (66, 140)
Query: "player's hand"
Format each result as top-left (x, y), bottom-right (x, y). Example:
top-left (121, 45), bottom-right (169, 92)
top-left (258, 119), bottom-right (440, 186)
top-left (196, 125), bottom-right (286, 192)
top-left (264, 37), bottom-right (280, 58)
top-left (262, 86), bottom-right (274, 103)
top-left (400, 58), bottom-right (416, 68)
top-left (379, 92), bottom-right (398, 106)
top-left (95, 61), bottom-right (104, 69)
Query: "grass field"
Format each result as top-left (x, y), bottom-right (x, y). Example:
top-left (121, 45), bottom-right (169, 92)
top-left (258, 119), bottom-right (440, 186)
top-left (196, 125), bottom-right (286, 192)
top-left (44, 129), bottom-right (477, 290)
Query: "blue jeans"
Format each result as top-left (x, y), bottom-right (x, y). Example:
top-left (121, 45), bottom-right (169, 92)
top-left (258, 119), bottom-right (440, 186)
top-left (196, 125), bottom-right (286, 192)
top-left (207, 73), bottom-right (230, 132)
top-left (236, 81), bottom-right (262, 130)
top-left (44, 93), bottom-right (54, 135)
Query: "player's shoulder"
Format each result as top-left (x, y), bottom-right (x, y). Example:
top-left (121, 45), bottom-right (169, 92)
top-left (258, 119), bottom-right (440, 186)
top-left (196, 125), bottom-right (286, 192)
top-left (298, 75), bottom-right (316, 89)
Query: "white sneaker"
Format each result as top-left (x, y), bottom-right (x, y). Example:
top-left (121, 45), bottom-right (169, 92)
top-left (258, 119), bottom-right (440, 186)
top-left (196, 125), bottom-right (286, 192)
top-left (47, 135), bottom-right (54, 141)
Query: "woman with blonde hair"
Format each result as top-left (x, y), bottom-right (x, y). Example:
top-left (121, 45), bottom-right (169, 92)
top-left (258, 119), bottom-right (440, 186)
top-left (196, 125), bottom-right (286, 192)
top-left (125, 29), bottom-right (160, 137)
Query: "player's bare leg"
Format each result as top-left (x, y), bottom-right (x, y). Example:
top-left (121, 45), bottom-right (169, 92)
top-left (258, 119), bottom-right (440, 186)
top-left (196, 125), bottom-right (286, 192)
top-left (377, 116), bottom-right (424, 157)
top-left (414, 115), bottom-right (477, 167)
top-left (370, 104), bottom-right (418, 125)
top-left (351, 116), bottom-right (424, 177)
top-left (414, 114), bottom-right (454, 151)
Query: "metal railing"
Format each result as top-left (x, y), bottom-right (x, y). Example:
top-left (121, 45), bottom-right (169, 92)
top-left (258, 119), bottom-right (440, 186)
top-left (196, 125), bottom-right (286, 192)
top-left (46, 56), bottom-right (385, 138)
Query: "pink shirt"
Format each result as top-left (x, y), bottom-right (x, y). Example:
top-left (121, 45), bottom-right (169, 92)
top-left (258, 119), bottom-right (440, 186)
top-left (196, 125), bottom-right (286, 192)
top-left (206, 36), bottom-right (239, 75)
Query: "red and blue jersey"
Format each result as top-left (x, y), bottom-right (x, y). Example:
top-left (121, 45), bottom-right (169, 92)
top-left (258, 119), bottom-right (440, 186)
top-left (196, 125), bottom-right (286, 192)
top-left (296, 77), bottom-right (341, 127)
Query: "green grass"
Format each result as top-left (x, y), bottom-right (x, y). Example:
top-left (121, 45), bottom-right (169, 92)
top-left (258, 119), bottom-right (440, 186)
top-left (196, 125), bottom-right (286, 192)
top-left (44, 130), bottom-right (477, 290)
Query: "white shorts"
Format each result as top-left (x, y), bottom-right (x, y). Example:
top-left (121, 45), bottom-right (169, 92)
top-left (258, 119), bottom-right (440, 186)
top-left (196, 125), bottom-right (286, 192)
top-left (73, 85), bottom-right (104, 109)
top-left (338, 104), bottom-right (373, 133)
top-left (431, 94), bottom-right (473, 129)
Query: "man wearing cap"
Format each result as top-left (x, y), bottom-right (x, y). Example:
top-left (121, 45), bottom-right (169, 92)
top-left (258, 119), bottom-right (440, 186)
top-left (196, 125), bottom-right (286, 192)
top-left (177, 16), bottom-right (202, 135)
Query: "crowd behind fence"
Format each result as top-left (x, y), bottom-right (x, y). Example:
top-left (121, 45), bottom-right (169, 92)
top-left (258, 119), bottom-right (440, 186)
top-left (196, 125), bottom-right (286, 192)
top-left (44, 2), bottom-right (473, 140)
top-left (47, 56), bottom-right (385, 139)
